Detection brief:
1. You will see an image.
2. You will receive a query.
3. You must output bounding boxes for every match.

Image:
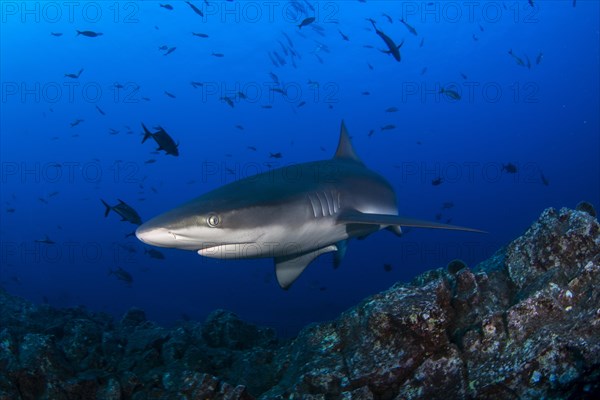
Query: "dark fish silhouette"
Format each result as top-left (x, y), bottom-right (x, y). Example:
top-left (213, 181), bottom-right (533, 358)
top-left (159, 4), bottom-right (173, 10)
top-left (109, 267), bottom-right (134, 285)
top-left (211, 52), bottom-right (224, 57)
top-left (338, 29), bottom-right (349, 41)
top-left (540, 172), bottom-right (549, 186)
top-left (76, 30), bottom-right (103, 37)
top-left (440, 87), bottom-right (461, 100)
top-left (145, 248), bottom-right (165, 259)
top-left (270, 152), bottom-right (283, 159)
top-left (164, 47), bottom-right (177, 56)
top-left (508, 49), bottom-right (526, 67)
top-left (368, 19), bottom-right (403, 62)
top-left (380, 124), bottom-right (395, 131)
top-left (118, 243), bottom-right (137, 254)
top-left (192, 32), bottom-right (209, 38)
top-left (70, 119), bottom-right (84, 127)
top-left (50, 32), bottom-right (63, 37)
top-left (35, 235), bottom-right (55, 244)
top-left (298, 17), bottom-right (315, 29)
top-left (141, 123), bottom-right (179, 156)
top-left (502, 163), bottom-right (518, 174)
top-left (432, 177), bottom-right (443, 186)
top-left (399, 18), bottom-right (418, 35)
top-left (164, 91), bottom-right (176, 98)
top-left (221, 96), bottom-right (234, 107)
top-left (101, 199), bottom-right (143, 225)
top-left (185, 1), bottom-right (203, 16)
top-left (64, 68), bottom-right (83, 79)
top-left (536, 52), bottom-right (543, 65)
top-left (385, 107), bottom-right (398, 112)
top-left (96, 105), bottom-right (106, 115)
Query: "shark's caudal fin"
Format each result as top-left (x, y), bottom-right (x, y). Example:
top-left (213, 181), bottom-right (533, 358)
top-left (334, 120), bottom-right (363, 163)
top-left (337, 210), bottom-right (486, 233)
top-left (274, 245), bottom-right (338, 289)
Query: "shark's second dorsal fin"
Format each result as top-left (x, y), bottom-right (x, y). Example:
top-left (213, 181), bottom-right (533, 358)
top-left (334, 120), bottom-right (363, 163)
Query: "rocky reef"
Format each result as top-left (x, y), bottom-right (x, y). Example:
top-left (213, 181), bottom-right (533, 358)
top-left (1, 207), bottom-right (599, 399)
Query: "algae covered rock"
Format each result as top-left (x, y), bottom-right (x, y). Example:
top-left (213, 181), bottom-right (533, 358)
top-left (0, 207), bottom-right (598, 399)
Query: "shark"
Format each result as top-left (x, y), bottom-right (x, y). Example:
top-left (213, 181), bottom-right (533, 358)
top-left (136, 121), bottom-right (483, 289)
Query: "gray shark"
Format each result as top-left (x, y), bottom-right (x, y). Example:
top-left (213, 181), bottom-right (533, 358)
top-left (136, 121), bottom-right (483, 289)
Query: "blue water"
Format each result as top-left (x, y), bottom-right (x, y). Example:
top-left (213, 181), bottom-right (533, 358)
top-left (1, 1), bottom-right (598, 336)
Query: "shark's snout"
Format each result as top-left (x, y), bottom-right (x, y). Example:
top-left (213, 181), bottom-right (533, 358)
top-left (135, 225), bottom-right (176, 247)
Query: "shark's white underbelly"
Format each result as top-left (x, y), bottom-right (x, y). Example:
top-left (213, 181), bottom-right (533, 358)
top-left (198, 217), bottom-right (348, 259)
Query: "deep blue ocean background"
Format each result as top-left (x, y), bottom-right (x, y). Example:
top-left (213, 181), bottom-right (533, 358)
top-left (1, 0), bottom-right (598, 336)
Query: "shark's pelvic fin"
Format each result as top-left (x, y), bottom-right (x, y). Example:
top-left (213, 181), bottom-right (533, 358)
top-left (275, 245), bottom-right (337, 289)
top-left (337, 210), bottom-right (486, 233)
top-left (334, 240), bottom-right (348, 268)
top-left (334, 120), bottom-right (363, 163)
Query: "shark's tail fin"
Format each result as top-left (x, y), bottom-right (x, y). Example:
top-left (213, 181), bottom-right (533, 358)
top-left (76, 30), bottom-right (82, 36)
top-left (101, 199), bottom-right (111, 217)
top-left (141, 123), bottom-right (153, 144)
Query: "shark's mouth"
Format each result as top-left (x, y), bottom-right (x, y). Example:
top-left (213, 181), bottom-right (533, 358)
top-left (197, 242), bottom-right (265, 259)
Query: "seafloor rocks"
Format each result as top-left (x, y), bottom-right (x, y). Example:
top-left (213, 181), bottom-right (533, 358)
top-left (0, 207), bottom-right (599, 399)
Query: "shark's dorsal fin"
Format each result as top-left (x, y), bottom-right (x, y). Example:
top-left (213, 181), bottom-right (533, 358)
top-left (334, 120), bottom-right (363, 163)
top-left (275, 245), bottom-right (337, 289)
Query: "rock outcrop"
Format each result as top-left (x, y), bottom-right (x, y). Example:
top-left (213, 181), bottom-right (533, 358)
top-left (1, 207), bottom-right (599, 399)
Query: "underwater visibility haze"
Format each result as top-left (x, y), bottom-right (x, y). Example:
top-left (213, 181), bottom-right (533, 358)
top-left (1, 0), bottom-right (599, 336)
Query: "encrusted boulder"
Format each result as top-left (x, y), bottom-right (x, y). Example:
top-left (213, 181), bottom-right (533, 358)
top-left (0, 207), bottom-right (598, 399)
top-left (261, 207), bottom-right (600, 399)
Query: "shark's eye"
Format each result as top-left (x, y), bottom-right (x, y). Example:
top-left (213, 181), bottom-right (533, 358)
top-left (207, 214), bottom-right (220, 227)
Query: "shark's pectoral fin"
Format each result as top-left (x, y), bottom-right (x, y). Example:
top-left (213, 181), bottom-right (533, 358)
top-left (275, 245), bottom-right (337, 289)
top-left (337, 210), bottom-right (486, 233)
